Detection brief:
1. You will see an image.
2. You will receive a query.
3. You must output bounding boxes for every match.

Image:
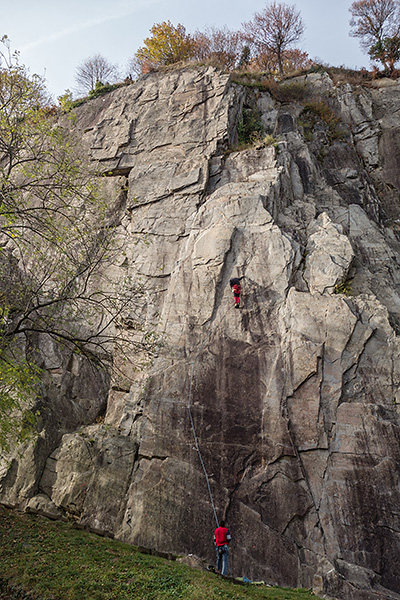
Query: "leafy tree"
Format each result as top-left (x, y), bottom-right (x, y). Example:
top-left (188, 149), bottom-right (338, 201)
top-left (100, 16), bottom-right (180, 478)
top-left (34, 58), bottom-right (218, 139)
top-left (193, 26), bottom-right (245, 70)
top-left (133, 21), bottom-right (196, 73)
top-left (349, 0), bottom-right (400, 54)
top-left (75, 53), bottom-right (119, 94)
top-left (242, 1), bottom-right (305, 75)
top-left (0, 37), bottom-right (155, 450)
top-left (369, 35), bottom-right (400, 70)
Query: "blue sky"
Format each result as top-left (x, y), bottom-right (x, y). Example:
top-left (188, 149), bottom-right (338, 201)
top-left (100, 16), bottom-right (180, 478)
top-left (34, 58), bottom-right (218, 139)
top-left (3, 0), bottom-right (366, 100)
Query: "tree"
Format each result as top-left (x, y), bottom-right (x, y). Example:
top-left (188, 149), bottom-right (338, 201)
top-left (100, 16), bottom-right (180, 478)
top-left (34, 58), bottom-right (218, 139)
top-left (75, 53), bottom-right (119, 94)
top-left (349, 0), bottom-right (400, 53)
top-left (280, 48), bottom-right (313, 72)
top-left (369, 35), bottom-right (400, 70)
top-left (238, 46), bottom-right (251, 69)
top-left (242, 1), bottom-right (305, 75)
top-left (133, 21), bottom-right (196, 73)
top-left (249, 47), bottom-right (313, 74)
top-left (0, 37), bottom-right (156, 450)
top-left (193, 26), bottom-right (245, 70)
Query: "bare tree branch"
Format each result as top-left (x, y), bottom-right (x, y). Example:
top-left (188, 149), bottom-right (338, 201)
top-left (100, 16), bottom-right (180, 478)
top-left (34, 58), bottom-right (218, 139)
top-left (242, 1), bottom-right (305, 75)
top-left (349, 0), bottom-right (400, 51)
top-left (75, 53), bottom-right (119, 94)
top-left (0, 38), bottom-right (159, 450)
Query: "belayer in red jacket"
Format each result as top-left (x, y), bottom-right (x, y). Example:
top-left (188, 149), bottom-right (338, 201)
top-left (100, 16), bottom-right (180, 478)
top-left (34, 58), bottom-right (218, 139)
top-left (213, 520), bottom-right (231, 575)
top-left (230, 277), bottom-right (243, 309)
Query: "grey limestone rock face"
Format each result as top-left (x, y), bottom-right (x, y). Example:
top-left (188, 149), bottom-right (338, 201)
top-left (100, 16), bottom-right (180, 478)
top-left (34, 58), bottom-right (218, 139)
top-left (1, 66), bottom-right (400, 600)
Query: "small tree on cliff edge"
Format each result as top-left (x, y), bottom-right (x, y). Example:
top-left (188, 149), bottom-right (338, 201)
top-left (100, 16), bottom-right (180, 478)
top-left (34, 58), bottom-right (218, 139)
top-left (192, 26), bottom-right (245, 70)
top-left (0, 37), bottom-right (157, 451)
top-left (133, 21), bottom-right (196, 73)
top-left (349, 0), bottom-right (400, 69)
top-left (242, 1), bottom-right (305, 75)
top-left (75, 53), bottom-right (119, 94)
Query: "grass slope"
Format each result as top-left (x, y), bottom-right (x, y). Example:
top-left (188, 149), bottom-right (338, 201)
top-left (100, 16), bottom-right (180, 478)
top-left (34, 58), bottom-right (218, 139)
top-left (0, 506), bottom-right (322, 600)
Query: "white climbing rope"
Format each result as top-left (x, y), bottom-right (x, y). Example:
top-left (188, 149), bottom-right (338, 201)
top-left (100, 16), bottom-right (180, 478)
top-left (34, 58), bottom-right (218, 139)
top-left (187, 304), bottom-right (231, 528)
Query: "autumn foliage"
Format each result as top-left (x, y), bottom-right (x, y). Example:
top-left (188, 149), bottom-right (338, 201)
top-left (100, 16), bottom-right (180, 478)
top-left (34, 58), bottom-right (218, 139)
top-left (134, 21), bottom-right (196, 73)
top-left (349, 0), bottom-right (400, 49)
top-left (75, 0), bottom-right (400, 91)
top-left (248, 48), bottom-right (313, 74)
top-left (131, 3), bottom-right (310, 77)
top-left (193, 26), bottom-right (245, 70)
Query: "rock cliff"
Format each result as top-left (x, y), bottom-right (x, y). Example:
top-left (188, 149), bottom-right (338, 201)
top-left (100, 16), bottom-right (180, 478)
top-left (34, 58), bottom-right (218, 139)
top-left (1, 66), bottom-right (400, 600)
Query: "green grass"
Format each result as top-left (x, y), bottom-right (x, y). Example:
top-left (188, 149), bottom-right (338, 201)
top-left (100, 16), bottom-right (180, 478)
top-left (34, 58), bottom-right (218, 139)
top-left (0, 506), bottom-right (322, 600)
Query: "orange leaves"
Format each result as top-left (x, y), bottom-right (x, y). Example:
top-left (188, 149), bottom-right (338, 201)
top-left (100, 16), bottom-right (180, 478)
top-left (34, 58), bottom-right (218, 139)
top-left (192, 26), bottom-right (245, 70)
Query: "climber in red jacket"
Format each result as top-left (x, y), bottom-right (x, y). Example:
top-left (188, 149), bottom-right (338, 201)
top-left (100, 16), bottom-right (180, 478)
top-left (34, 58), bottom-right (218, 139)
top-left (230, 277), bottom-right (242, 309)
top-left (214, 520), bottom-right (231, 575)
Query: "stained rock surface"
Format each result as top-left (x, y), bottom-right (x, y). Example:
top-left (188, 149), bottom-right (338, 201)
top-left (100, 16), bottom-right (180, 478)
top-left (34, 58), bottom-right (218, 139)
top-left (1, 67), bottom-right (400, 600)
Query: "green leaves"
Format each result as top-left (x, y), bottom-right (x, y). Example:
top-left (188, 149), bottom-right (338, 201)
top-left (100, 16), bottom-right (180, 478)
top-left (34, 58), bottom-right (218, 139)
top-left (0, 38), bottom-right (159, 452)
top-left (0, 351), bottom-right (41, 452)
top-left (237, 107), bottom-right (264, 146)
top-left (0, 38), bottom-right (111, 449)
top-left (368, 35), bottom-right (400, 72)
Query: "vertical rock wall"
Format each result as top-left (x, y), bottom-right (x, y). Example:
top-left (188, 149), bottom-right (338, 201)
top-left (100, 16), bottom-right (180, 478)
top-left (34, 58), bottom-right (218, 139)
top-left (1, 67), bottom-right (400, 600)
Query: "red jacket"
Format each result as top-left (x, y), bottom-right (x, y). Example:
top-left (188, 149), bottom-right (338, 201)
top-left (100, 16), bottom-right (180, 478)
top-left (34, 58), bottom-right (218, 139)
top-left (232, 284), bottom-right (241, 296)
top-left (214, 526), bottom-right (231, 546)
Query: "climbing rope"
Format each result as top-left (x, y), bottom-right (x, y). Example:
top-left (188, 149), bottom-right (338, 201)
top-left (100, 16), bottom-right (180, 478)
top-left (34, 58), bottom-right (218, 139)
top-left (187, 275), bottom-right (244, 580)
top-left (187, 303), bottom-right (231, 528)
top-left (187, 305), bottom-right (235, 579)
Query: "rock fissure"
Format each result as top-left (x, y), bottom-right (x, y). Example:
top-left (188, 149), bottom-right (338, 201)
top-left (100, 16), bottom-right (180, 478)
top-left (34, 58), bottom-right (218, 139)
top-left (280, 502), bottom-right (316, 537)
top-left (283, 409), bottom-right (328, 551)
